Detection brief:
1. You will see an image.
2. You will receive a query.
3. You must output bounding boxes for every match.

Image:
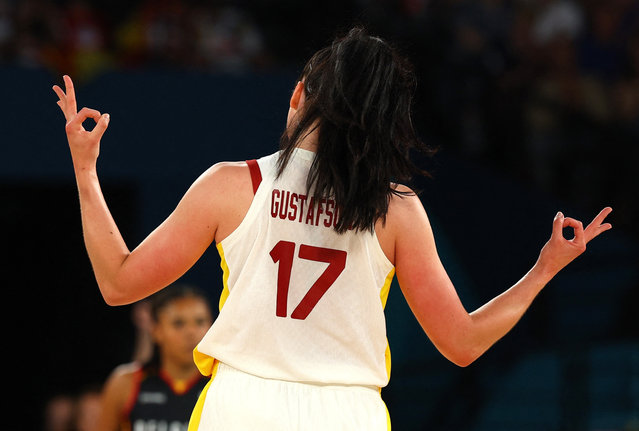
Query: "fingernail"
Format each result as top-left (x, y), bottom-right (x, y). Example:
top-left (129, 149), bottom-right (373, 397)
top-left (104, 113), bottom-right (110, 121)
top-left (556, 211), bottom-right (563, 218)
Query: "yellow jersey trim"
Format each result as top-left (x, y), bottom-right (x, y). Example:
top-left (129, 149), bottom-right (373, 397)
top-left (380, 268), bottom-right (395, 382)
top-left (192, 243), bottom-right (230, 377)
top-left (217, 242), bottom-right (231, 311)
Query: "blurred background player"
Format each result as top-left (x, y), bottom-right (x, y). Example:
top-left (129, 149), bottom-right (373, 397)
top-left (96, 284), bottom-right (213, 431)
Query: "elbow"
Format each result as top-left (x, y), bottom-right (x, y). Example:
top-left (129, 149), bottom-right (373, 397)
top-left (440, 343), bottom-right (485, 368)
top-left (102, 294), bottom-right (124, 307)
top-left (99, 280), bottom-right (131, 306)
top-left (447, 351), bottom-right (478, 368)
top-left (451, 354), bottom-right (477, 368)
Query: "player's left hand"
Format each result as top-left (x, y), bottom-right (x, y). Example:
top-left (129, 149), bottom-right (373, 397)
top-left (537, 207), bottom-right (613, 277)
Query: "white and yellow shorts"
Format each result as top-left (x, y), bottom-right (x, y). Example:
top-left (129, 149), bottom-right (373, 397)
top-left (188, 362), bottom-right (390, 430)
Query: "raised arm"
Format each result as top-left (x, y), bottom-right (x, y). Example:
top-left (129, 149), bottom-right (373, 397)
top-left (53, 76), bottom-right (235, 305)
top-left (390, 193), bottom-right (612, 367)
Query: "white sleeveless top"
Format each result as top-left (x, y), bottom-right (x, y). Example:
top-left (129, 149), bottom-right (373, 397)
top-left (194, 148), bottom-right (395, 388)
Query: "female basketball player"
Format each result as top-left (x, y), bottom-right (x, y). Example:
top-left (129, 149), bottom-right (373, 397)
top-left (97, 284), bottom-right (212, 431)
top-left (53, 27), bottom-right (612, 430)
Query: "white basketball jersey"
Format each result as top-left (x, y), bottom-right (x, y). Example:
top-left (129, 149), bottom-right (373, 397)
top-left (194, 148), bottom-right (395, 388)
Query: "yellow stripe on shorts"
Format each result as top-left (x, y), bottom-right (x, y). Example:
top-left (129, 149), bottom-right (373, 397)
top-left (187, 361), bottom-right (220, 431)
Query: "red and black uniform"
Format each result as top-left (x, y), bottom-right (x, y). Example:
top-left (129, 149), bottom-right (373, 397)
top-left (121, 364), bottom-right (207, 431)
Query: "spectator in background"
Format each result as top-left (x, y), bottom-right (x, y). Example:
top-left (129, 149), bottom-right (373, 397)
top-left (62, 0), bottom-right (111, 82)
top-left (113, 1), bottom-right (266, 73)
top-left (75, 385), bottom-right (103, 431)
top-left (577, 2), bottom-right (625, 83)
top-left (191, 5), bottom-right (265, 73)
top-left (608, 28), bottom-right (639, 238)
top-left (44, 393), bottom-right (75, 431)
top-left (43, 385), bottom-right (104, 431)
top-left (96, 284), bottom-right (213, 431)
top-left (0, 0), bottom-right (14, 62)
top-left (614, 29), bottom-right (639, 133)
top-left (531, 0), bottom-right (584, 46)
top-left (12, 0), bottom-right (63, 70)
top-left (524, 33), bottom-right (610, 187)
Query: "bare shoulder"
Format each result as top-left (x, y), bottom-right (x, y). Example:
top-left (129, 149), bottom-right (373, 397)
top-left (195, 161), bottom-right (255, 243)
top-left (98, 362), bottom-right (141, 427)
top-left (197, 161), bottom-right (252, 189)
top-left (185, 161), bottom-right (253, 207)
top-left (376, 184), bottom-right (427, 264)
top-left (387, 184), bottom-right (426, 221)
top-left (207, 161), bottom-right (251, 175)
top-left (104, 362), bottom-right (140, 387)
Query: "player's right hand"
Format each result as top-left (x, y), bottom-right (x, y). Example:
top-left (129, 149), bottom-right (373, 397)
top-left (53, 75), bottom-right (110, 169)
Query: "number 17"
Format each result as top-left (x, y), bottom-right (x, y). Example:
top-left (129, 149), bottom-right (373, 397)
top-left (269, 241), bottom-right (347, 320)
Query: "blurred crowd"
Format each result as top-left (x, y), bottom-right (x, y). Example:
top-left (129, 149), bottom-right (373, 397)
top-left (44, 386), bottom-right (102, 431)
top-left (0, 0), bottom-right (267, 79)
top-left (367, 0), bottom-right (639, 238)
top-left (2, 0), bottom-right (638, 236)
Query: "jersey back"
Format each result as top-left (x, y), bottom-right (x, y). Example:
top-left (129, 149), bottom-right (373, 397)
top-left (194, 149), bottom-right (395, 388)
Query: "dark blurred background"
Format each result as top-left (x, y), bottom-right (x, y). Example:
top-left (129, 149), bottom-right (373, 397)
top-left (2, 0), bottom-right (638, 430)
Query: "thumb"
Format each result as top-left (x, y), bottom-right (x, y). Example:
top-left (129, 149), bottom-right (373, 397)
top-left (92, 113), bottom-right (110, 140)
top-left (551, 211), bottom-right (564, 239)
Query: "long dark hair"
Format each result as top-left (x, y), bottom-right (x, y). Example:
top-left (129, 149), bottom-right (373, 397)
top-left (277, 27), bottom-right (434, 233)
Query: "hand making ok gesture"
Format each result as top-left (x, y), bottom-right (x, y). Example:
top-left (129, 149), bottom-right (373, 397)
top-left (537, 207), bottom-right (613, 276)
top-left (52, 75), bottom-right (110, 170)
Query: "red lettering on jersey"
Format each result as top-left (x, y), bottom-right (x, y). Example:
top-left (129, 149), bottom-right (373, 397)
top-left (305, 197), bottom-right (315, 225)
top-left (298, 194), bottom-right (307, 223)
top-left (324, 199), bottom-right (335, 227)
top-left (270, 189), bottom-right (344, 229)
top-left (315, 198), bottom-right (325, 226)
top-left (271, 189), bottom-right (280, 218)
top-left (288, 193), bottom-right (298, 221)
top-left (279, 191), bottom-right (290, 220)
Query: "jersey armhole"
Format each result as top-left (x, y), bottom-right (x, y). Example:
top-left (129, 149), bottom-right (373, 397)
top-left (122, 367), bottom-right (143, 419)
top-left (246, 159), bottom-right (262, 195)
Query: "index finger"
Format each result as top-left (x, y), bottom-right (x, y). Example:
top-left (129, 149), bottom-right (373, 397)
top-left (67, 107), bottom-right (102, 131)
top-left (585, 207), bottom-right (613, 231)
top-left (585, 207), bottom-right (613, 242)
top-left (52, 84), bottom-right (66, 101)
top-left (63, 75), bottom-right (78, 116)
top-left (563, 217), bottom-right (585, 244)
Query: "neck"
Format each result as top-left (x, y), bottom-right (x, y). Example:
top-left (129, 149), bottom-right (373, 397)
top-left (294, 123), bottom-right (319, 152)
top-left (161, 359), bottom-right (199, 381)
top-left (287, 117), bottom-right (319, 153)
